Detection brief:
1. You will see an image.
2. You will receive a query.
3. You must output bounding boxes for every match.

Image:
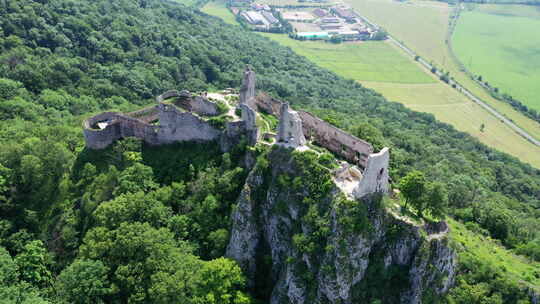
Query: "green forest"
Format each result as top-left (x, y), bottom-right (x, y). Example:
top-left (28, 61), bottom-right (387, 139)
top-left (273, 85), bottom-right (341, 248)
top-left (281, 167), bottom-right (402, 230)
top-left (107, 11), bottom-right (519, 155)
top-left (0, 0), bottom-right (539, 303)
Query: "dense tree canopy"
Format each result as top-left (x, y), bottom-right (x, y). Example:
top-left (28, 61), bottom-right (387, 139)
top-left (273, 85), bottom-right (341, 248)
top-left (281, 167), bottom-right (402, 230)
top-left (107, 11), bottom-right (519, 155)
top-left (0, 0), bottom-right (538, 302)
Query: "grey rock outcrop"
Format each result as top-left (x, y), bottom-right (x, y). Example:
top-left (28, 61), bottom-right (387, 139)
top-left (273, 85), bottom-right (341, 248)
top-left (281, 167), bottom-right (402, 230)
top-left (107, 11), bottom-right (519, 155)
top-left (226, 148), bottom-right (457, 304)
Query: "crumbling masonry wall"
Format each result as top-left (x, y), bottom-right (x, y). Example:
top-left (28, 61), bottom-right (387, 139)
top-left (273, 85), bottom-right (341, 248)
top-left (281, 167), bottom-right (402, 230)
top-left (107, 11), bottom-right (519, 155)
top-left (84, 87), bottom-right (254, 150)
top-left (298, 111), bottom-right (373, 169)
top-left (253, 94), bottom-right (373, 168)
top-left (83, 112), bottom-right (159, 149)
top-left (241, 104), bottom-right (259, 145)
top-left (277, 103), bottom-right (306, 147)
top-left (254, 93), bottom-right (282, 116)
top-left (156, 103), bottom-right (221, 144)
top-left (353, 147), bottom-right (390, 198)
top-left (126, 106), bottom-right (160, 123)
top-left (156, 90), bottom-right (219, 116)
top-left (190, 96), bottom-right (220, 116)
top-left (239, 66), bottom-right (256, 108)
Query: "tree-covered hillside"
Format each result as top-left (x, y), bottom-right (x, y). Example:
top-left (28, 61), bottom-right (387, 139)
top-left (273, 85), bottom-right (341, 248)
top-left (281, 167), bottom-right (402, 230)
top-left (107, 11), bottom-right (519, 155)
top-left (0, 0), bottom-right (538, 303)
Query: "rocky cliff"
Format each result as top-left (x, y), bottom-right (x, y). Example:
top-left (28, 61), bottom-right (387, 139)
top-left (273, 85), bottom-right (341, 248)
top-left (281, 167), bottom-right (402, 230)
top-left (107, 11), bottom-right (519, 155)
top-left (227, 147), bottom-right (457, 304)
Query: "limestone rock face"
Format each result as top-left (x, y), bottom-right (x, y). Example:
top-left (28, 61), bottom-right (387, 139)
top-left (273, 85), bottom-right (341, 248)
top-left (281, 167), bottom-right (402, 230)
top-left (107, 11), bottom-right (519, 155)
top-left (226, 148), bottom-right (457, 304)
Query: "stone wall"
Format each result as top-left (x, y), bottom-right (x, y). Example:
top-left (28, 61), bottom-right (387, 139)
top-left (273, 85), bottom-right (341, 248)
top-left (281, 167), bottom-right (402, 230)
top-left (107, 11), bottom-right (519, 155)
top-left (276, 103), bottom-right (306, 148)
top-left (240, 104), bottom-right (259, 145)
top-left (221, 120), bottom-right (248, 152)
top-left (190, 96), bottom-right (219, 116)
top-left (83, 101), bottom-right (225, 149)
top-left (126, 105), bottom-right (159, 123)
top-left (83, 112), bottom-right (159, 149)
top-left (155, 90), bottom-right (188, 103)
top-left (298, 111), bottom-right (373, 168)
top-left (253, 94), bottom-right (373, 168)
top-left (254, 93), bottom-right (282, 116)
top-left (353, 147), bottom-right (390, 198)
top-left (156, 103), bottom-right (221, 144)
top-left (83, 112), bottom-right (123, 149)
top-left (156, 90), bottom-right (219, 117)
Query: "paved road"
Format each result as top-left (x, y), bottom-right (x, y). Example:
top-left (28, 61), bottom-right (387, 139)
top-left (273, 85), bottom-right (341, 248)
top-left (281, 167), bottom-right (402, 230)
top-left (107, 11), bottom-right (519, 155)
top-left (357, 14), bottom-right (540, 147)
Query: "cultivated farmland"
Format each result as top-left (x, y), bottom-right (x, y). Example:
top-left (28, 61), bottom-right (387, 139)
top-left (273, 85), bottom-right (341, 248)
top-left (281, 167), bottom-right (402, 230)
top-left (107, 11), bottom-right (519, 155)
top-left (202, 5), bottom-right (540, 166)
top-left (258, 33), bottom-right (540, 167)
top-left (258, 34), bottom-right (434, 83)
top-left (452, 4), bottom-right (540, 112)
top-left (344, 0), bottom-right (540, 141)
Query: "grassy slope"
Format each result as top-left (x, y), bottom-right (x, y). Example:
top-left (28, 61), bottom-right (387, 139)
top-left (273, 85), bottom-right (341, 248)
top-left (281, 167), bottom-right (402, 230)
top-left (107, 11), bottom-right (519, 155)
top-left (452, 5), bottom-right (540, 112)
top-left (257, 33), bottom-right (540, 167)
top-left (257, 34), bottom-right (435, 83)
top-left (201, 0), bottom-right (240, 25)
top-left (449, 219), bottom-right (540, 292)
top-left (345, 0), bottom-right (540, 141)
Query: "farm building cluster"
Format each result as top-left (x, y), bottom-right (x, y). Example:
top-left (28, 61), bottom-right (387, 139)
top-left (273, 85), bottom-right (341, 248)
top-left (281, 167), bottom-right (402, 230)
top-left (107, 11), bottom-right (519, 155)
top-left (231, 1), bottom-right (282, 30)
top-left (228, 0), bottom-right (377, 41)
top-left (284, 6), bottom-right (374, 41)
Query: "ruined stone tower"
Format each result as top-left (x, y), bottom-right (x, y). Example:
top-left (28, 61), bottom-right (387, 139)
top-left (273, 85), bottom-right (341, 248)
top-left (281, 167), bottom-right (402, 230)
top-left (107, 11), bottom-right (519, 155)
top-left (238, 66), bottom-right (259, 145)
top-left (353, 147), bottom-right (390, 198)
top-left (277, 102), bottom-right (306, 148)
top-left (239, 65), bottom-right (256, 108)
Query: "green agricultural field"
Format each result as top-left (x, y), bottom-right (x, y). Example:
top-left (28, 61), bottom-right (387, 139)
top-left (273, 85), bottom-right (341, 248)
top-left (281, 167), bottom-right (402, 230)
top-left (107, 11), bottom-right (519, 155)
top-left (345, 0), bottom-right (540, 141)
top-left (201, 0), bottom-right (239, 25)
top-left (258, 34), bottom-right (435, 83)
top-left (203, 10), bottom-right (540, 166)
top-left (452, 4), bottom-right (540, 112)
top-left (258, 33), bottom-right (540, 167)
top-left (346, 0), bottom-right (451, 67)
top-left (362, 81), bottom-right (540, 166)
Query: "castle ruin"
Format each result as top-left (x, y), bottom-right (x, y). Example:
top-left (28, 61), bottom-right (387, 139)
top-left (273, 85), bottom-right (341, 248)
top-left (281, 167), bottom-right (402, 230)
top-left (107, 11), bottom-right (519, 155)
top-left (83, 90), bottom-right (246, 150)
top-left (239, 66), bottom-right (256, 108)
top-left (83, 67), bottom-right (390, 199)
top-left (276, 102), bottom-right (307, 148)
